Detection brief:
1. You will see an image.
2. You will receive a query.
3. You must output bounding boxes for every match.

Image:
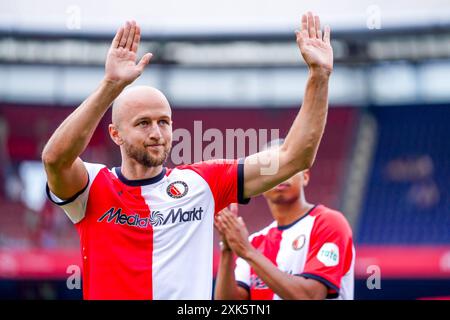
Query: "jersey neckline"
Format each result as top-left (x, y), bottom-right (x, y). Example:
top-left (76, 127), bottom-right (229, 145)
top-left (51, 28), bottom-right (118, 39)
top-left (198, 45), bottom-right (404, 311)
top-left (277, 204), bottom-right (318, 230)
top-left (114, 167), bottom-right (167, 186)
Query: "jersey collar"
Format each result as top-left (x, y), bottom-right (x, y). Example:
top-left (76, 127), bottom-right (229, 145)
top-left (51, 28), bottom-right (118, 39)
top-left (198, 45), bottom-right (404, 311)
top-left (114, 167), bottom-right (167, 186)
top-left (277, 204), bottom-right (317, 230)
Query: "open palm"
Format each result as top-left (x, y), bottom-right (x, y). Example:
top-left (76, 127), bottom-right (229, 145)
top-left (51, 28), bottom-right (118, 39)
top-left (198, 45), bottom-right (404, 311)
top-left (296, 13), bottom-right (333, 73)
top-left (105, 21), bottom-right (153, 86)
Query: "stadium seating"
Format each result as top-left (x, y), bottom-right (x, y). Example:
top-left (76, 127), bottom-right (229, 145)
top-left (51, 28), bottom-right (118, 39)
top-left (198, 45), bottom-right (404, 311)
top-left (357, 105), bottom-right (450, 244)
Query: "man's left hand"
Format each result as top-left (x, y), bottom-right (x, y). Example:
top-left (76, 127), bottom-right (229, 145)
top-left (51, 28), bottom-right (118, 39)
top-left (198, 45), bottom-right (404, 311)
top-left (216, 209), bottom-right (254, 259)
top-left (296, 12), bottom-right (333, 75)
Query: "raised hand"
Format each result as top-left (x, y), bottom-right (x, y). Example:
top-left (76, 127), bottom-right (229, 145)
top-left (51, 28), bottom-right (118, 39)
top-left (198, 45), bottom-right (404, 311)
top-left (104, 21), bottom-right (153, 87)
top-left (296, 12), bottom-right (333, 74)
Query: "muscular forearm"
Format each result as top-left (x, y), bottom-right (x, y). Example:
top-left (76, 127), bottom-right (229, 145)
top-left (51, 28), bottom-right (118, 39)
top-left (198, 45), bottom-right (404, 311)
top-left (242, 69), bottom-right (331, 198)
top-left (244, 249), bottom-right (323, 300)
top-left (281, 68), bottom-right (330, 172)
top-left (215, 250), bottom-right (242, 300)
top-left (42, 79), bottom-right (124, 168)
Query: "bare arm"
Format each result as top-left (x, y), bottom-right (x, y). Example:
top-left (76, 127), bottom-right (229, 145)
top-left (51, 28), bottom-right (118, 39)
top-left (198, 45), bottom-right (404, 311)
top-left (244, 12), bottom-right (333, 198)
top-left (244, 249), bottom-right (327, 300)
top-left (214, 248), bottom-right (249, 300)
top-left (42, 21), bottom-right (152, 199)
top-left (217, 210), bottom-right (328, 300)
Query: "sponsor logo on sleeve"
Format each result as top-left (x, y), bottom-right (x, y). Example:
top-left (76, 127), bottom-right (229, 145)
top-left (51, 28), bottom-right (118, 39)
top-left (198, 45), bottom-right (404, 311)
top-left (317, 242), bottom-right (339, 267)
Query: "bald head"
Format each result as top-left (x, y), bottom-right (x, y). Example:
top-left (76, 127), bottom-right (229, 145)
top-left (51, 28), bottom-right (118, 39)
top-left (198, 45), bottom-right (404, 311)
top-left (112, 86), bottom-right (171, 127)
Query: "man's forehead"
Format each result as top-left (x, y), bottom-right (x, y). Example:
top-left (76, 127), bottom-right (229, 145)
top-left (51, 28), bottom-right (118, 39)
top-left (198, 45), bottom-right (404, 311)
top-left (112, 86), bottom-right (171, 124)
top-left (130, 106), bottom-right (172, 120)
top-left (116, 103), bottom-right (172, 125)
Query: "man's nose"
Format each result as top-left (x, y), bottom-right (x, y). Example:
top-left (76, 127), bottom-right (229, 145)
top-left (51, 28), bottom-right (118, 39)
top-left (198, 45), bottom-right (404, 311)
top-left (148, 122), bottom-right (162, 140)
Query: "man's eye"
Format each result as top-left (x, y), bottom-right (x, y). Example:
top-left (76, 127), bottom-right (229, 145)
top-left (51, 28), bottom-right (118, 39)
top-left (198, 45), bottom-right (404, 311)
top-left (158, 120), bottom-right (169, 125)
top-left (139, 121), bottom-right (149, 126)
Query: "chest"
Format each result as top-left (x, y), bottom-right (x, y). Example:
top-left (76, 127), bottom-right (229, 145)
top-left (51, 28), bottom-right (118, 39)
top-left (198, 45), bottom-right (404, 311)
top-left (253, 219), bottom-right (315, 274)
top-left (84, 170), bottom-right (214, 235)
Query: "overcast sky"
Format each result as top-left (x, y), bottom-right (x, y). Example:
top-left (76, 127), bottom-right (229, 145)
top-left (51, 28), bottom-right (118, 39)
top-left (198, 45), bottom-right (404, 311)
top-left (1, 0), bottom-right (450, 35)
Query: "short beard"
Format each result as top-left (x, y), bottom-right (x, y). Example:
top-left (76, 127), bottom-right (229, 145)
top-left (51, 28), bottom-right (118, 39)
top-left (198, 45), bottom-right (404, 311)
top-left (124, 142), bottom-right (170, 167)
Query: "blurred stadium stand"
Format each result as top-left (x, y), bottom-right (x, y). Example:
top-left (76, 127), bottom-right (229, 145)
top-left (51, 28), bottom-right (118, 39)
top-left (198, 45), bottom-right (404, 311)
top-left (358, 106), bottom-right (450, 244)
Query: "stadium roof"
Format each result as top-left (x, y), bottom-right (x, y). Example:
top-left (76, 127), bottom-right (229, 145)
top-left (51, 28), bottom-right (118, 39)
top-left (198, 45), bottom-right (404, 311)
top-left (1, 0), bottom-right (450, 35)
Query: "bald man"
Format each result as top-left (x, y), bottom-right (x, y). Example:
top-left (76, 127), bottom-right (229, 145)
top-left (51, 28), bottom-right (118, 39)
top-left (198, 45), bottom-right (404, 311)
top-left (42, 14), bottom-right (333, 300)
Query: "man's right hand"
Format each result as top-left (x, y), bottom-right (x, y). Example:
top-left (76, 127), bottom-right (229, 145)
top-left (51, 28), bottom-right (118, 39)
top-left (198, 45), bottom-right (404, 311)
top-left (104, 21), bottom-right (153, 87)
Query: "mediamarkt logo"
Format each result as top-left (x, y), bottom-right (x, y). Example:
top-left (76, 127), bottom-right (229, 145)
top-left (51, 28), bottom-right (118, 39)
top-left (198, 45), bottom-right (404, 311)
top-left (98, 207), bottom-right (204, 228)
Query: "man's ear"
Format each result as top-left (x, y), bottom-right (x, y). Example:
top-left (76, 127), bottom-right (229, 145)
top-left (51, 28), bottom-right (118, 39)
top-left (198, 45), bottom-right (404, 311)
top-left (302, 169), bottom-right (311, 187)
top-left (109, 124), bottom-right (123, 146)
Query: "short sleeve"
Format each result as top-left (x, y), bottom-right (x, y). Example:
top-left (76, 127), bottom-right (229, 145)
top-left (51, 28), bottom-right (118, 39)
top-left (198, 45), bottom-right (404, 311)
top-left (234, 256), bottom-right (251, 292)
top-left (179, 158), bottom-right (250, 214)
top-left (299, 210), bottom-right (354, 298)
top-left (46, 162), bottom-right (106, 224)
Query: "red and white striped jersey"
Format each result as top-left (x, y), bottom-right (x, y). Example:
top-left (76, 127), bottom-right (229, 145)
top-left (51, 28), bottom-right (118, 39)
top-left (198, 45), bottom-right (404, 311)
top-left (235, 205), bottom-right (355, 300)
top-left (47, 159), bottom-right (248, 300)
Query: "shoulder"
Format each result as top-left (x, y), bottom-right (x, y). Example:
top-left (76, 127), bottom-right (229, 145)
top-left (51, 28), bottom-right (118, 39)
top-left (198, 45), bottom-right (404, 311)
top-left (83, 162), bottom-right (109, 177)
top-left (83, 163), bottom-right (125, 191)
top-left (172, 159), bottom-right (240, 185)
top-left (175, 159), bottom-right (238, 171)
top-left (310, 205), bottom-right (353, 238)
top-left (248, 221), bottom-right (277, 244)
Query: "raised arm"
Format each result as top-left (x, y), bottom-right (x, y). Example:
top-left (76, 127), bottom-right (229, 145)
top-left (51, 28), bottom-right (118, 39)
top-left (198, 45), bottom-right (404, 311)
top-left (42, 21), bottom-right (152, 200)
top-left (243, 13), bottom-right (333, 198)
